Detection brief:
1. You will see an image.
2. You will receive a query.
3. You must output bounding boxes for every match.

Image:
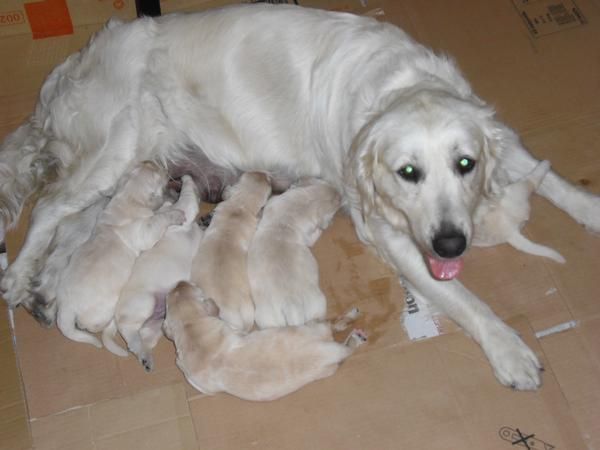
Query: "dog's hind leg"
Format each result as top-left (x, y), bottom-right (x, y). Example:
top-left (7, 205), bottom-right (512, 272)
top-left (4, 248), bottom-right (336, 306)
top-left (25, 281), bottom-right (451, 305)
top-left (1, 108), bottom-right (139, 309)
top-left (57, 308), bottom-right (102, 349)
top-left (172, 175), bottom-right (200, 225)
top-left (101, 320), bottom-right (128, 357)
top-left (507, 232), bottom-right (566, 264)
top-left (495, 123), bottom-right (600, 233)
top-left (118, 292), bottom-right (167, 371)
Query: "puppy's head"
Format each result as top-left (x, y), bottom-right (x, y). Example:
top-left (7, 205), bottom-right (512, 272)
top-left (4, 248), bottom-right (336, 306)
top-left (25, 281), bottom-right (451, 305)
top-left (123, 161), bottom-right (169, 209)
top-left (293, 178), bottom-right (342, 230)
top-left (350, 86), bottom-right (503, 280)
top-left (163, 281), bottom-right (219, 339)
top-left (220, 172), bottom-right (272, 217)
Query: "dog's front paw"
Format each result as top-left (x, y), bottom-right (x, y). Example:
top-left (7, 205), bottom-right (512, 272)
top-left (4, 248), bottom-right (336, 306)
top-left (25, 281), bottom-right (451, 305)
top-left (1, 264), bottom-right (32, 308)
top-left (481, 323), bottom-right (542, 391)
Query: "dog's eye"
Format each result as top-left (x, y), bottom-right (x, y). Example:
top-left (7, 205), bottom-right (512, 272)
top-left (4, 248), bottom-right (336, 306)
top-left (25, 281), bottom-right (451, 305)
top-left (397, 164), bottom-right (421, 183)
top-left (457, 157), bottom-right (476, 175)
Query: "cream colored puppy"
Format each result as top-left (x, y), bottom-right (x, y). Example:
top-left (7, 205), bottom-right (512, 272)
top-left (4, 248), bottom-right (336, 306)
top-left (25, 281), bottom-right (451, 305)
top-left (249, 178), bottom-right (341, 329)
top-left (191, 172), bottom-right (271, 332)
top-left (473, 160), bottom-right (565, 263)
top-left (114, 175), bottom-right (203, 371)
top-left (163, 281), bottom-right (366, 402)
top-left (56, 162), bottom-right (185, 353)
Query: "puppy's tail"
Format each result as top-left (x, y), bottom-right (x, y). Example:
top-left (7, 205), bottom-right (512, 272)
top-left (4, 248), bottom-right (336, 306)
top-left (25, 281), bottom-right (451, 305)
top-left (57, 309), bottom-right (102, 349)
top-left (101, 319), bottom-right (129, 357)
top-left (508, 232), bottom-right (566, 264)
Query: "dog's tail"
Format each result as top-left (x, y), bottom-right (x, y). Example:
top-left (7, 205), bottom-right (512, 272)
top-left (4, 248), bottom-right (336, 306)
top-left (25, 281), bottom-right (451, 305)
top-left (508, 232), bottom-right (566, 264)
top-left (101, 319), bottom-right (129, 357)
top-left (0, 119), bottom-right (56, 232)
top-left (56, 308), bottom-right (102, 349)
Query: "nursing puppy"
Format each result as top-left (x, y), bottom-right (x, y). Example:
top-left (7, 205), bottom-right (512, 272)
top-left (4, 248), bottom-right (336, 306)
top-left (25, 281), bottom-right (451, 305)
top-left (191, 172), bottom-right (271, 332)
top-left (249, 178), bottom-right (341, 328)
top-left (28, 198), bottom-right (108, 327)
top-left (163, 281), bottom-right (365, 401)
top-left (473, 160), bottom-right (565, 263)
top-left (56, 162), bottom-right (184, 352)
top-left (115, 175), bottom-right (203, 370)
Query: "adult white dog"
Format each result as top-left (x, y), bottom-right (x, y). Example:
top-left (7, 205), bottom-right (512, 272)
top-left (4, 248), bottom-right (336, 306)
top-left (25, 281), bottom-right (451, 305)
top-left (0, 4), bottom-right (598, 390)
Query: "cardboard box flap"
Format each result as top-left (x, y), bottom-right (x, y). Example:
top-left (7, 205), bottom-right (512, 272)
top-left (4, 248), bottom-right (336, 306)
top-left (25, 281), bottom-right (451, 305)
top-left (188, 317), bottom-right (586, 450)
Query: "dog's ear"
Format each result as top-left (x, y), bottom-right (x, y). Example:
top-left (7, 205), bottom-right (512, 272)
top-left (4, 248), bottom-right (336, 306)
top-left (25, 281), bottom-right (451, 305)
top-left (201, 298), bottom-right (220, 317)
top-left (351, 136), bottom-right (378, 219)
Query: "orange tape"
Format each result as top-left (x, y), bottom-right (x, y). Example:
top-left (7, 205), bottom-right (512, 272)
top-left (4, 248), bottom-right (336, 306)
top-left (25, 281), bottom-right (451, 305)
top-left (25, 0), bottom-right (74, 39)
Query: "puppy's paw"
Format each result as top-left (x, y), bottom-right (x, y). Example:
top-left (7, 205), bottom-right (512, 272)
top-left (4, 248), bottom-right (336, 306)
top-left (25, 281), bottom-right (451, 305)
top-left (28, 293), bottom-right (57, 327)
top-left (254, 302), bottom-right (287, 329)
top-left (344, 328), bottom-right (368, 349)
top-left (332, 307), bottom-right (360, 332)
top-left (482, 323), bottom-right (542, 391)
top-left (140, 355), bottom-right (154, 373)
top-left (168, 209), bottom-right (186, 226)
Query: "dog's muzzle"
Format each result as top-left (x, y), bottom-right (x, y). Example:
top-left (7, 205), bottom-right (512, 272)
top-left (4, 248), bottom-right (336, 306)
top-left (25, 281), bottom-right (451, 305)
top-left (432, 224), bottom-right (467, 259)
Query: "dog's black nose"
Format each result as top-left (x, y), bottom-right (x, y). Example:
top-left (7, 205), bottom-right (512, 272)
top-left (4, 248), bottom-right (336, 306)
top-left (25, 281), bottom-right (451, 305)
top-left (432, 225), bottom-right (467, 258)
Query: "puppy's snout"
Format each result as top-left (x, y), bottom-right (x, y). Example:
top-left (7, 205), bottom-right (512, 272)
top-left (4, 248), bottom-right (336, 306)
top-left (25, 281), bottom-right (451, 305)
top-left (432, 224), bottom-right (467, 258)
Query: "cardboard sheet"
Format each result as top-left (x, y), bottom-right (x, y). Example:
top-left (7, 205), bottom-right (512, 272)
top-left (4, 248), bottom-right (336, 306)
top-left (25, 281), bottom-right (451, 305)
top-left (188, 318), bottom-right (585, 450)
top-left (1, 0), bottom-right (599, 448)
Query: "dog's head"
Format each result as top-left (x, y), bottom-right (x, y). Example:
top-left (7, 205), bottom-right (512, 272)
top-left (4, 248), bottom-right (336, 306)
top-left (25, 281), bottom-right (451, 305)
top-left (163, 281), bottom-right (219, 339)
top-left (350, 87), bottom-right (505, 280)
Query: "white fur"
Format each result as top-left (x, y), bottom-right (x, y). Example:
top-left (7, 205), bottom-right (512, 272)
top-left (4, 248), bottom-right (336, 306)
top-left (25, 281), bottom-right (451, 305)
top-left (249, 178), bottom-right (341, 328)
top-left (55, 162), bottom-right (184, 352)
top-left (30, 198), bottom-right (108, 326)
top-left (473, 160), bottom-right (565, 263)
top-left (115, 175), bottom-right (203, 370)
top-left (191, 172), bottom-right (271, 332)
top-left (163, 281), bottom-right (362, 402)
top-left (1, 4), bottom-right (599, 389)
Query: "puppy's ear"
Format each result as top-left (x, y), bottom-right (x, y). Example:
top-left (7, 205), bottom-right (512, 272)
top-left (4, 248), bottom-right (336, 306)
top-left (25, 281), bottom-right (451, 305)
top-left (201, 298), bottom-right (220, 317)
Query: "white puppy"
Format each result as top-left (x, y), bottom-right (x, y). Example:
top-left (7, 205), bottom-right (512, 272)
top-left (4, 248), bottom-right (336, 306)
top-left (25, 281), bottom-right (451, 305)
top-left (114, 175), bottom-right (203, 370)
top-left (249, 178), bottom-right (341, 328)
top-left (56, 162), bottom-right (185, 353)
top-left (30, 198), bottom-right (108, 327)
top-left (191, 172), bottom-right (271, 332)
top-left (473, 160), bottom-right (565, 263)
top-left (163, 281), bottom-right (366, 401)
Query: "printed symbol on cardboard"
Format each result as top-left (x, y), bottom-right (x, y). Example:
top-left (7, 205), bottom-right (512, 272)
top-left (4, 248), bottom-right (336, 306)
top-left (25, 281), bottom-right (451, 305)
top-left (24, 0), bottom-right (74, 39)
top-left (512, 0), bottom-right (586, 37)
top-left (0, 11), bottom-right (26, 26)
top-left (499, 426), bottom-right (555, 449)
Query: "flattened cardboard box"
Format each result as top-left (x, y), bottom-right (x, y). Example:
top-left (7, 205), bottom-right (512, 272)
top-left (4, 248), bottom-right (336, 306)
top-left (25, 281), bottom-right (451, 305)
top-left (1, 0), bottom-right (600, 448)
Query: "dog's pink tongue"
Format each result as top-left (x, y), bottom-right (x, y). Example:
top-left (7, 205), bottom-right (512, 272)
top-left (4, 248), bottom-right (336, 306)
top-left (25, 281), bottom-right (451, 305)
top-left (427, 256), bottom-right (464, 280)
